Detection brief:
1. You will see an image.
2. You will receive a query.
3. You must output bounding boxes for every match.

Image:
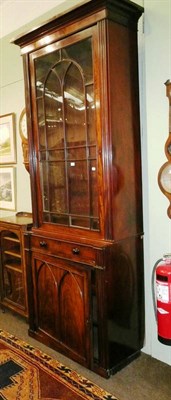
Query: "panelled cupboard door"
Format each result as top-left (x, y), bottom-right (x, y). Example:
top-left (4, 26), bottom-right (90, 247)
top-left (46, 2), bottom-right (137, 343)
top-left (31, 253), bottom-right (91, 366)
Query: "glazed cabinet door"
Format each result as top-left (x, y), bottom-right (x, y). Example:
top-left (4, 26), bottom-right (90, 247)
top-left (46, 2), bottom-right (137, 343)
top-left (29, 27), bottom-right (101, 234)
top-left (0, 228), bottom-right (28, 316)
top-left (31, 253), bottom-right (92, 366)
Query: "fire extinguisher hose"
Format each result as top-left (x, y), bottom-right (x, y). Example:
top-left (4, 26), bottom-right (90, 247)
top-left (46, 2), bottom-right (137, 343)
top-left (151, 258), bottom-right (163, 322)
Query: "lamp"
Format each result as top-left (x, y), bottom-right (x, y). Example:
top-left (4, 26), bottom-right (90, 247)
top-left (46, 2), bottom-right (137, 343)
top-left (158, 80), bottom-right (171, 218)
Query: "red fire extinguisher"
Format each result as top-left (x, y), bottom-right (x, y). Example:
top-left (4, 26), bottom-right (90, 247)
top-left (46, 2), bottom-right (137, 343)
top-left (152, 254), bottom-right (171, 345)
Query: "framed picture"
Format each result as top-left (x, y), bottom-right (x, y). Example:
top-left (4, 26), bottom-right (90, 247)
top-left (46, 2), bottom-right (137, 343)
top-left (0, 167), bottom-right (16, 210)
top-left (0, 113), bottom-right (16, 164)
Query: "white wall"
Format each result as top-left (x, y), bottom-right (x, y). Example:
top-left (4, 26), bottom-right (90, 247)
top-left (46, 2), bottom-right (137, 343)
top-left (0, 0), bottom-right (171, 366)
top-left (142, 0), bottom-right (171, 364)
top-left (0, 34), bottom-right (32, 217)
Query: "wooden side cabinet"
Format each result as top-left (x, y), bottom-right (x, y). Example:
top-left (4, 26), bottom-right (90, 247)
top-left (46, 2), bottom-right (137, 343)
top-left (0, 215), bottom-right (32, 317)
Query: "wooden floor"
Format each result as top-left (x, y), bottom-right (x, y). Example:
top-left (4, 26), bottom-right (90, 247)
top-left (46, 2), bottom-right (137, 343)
top-left (0, 308), bottom-right (171, 400)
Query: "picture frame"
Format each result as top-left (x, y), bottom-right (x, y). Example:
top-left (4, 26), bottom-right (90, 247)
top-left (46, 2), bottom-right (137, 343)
top-left (0, 113), bottom-right (16, 164)
top-left (0, 167), bottom-right (16, 210)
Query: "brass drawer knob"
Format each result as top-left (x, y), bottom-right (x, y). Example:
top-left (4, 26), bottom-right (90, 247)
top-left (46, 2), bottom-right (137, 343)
top-left (72, 247), bottom-right (80, 255)
top-left (39, 241), bottom-right (47, 248)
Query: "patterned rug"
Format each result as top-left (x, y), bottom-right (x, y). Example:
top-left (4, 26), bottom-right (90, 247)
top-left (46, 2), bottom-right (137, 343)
top-left (0, 329), bottom-right (118, 400)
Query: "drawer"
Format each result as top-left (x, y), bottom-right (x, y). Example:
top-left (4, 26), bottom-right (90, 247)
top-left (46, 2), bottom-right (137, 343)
top-left (31, 235), bottom-right (96, 266)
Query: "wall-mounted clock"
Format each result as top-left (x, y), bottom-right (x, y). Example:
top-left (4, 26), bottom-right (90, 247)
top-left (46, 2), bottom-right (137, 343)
top-left (158, 80), bottom-right (171, 218)
top-left (19, 108), bottom-right (28, 142)
top-left (19, 108), bottom-right (29, 172)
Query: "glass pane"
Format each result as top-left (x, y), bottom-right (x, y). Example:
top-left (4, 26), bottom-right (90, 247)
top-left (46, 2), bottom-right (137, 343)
top-left (49, 163), bottom-right (67, 213)
top-left (70, 216), bottom-right (90, 229)
top-left (41, 161), bottom-right (67, 215)
top-left (49, 149), bottom-right (65, 161)
top-left (42, 162), bottom-right (67, 214)
top-left (3, 269), bottom-right (25, 307)
top-left (87, 84), bottom-right (96, 144)
top-left (91, 218), bottom-right (99, 231)
top-left (45, 70), bottom-right (63, 149)
top-left (50, 214), bottom-right (69, 225)
top-left (89, 146), bottom-right (96, 159)
top-left (68, 160), bottom-right (89, 215)
top-left (39, 151), bottom-right (46, 162)
top-left (35, 50), bottom-right (60, 85)
top-left (90, 160), bottom-right (98, 217)
top-left (67, 146), bottom-right (86, 160)
top-left (43, 213), bottom-right (69, 225)
top-left (53, 61), bottom-right (71, 82)
top-left (40, 162), bottom-right (49, 211)
top-left (62, 38), bottom-right (93, 84)
top-left (37, 98), bottom-right (46, 149)
top-left (65, 63), bottom-right (86, 146)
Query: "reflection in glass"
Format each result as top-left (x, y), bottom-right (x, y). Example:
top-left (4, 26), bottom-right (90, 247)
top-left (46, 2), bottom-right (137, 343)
top-left (4, 269), bottom-right (25, 306)
top-left (68, 160), bottom-right (89, 215)
top-left (65, 63), bottom-right (85, 146)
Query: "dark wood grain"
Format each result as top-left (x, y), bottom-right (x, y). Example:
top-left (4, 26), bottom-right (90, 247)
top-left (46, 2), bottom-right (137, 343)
top-left (14, 0), bottom-right (144, 378)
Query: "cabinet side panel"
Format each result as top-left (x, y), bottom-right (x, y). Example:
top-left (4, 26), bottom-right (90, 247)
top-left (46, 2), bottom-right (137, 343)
top-left (107, 21), bottom-right (143, 240)
top-left (106, 236), bottom-right (145, 370)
